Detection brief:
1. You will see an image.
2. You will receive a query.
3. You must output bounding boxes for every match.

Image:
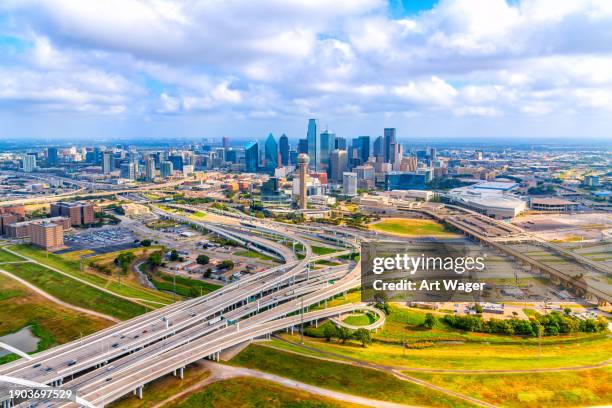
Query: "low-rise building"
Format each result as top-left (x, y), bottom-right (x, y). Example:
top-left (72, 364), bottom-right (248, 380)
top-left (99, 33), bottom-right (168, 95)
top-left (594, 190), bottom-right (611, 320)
top-left (529, 197), bottom-right (579, 212)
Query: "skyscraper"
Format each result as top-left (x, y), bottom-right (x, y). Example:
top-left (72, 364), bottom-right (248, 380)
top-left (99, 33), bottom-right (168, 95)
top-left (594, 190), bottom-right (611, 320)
top-left (297, 139), bottom-right (308, 154)
top-left (160, 161), bottom-right (173, 178)
top-left (343, 172), bottom-right (357, 196)
top-left (168, 154), bottom-right (184, 171)
top-left (330, 149), bottom-right (348, 183)
top-left (297, 153), bottom-right (309, 209)
top-left (335, 137), bottom-right (347, 150)
top-left (307, 119), bottom-right (319, 170)
top-left (222, 136), bottom-right (230, 150)
top-left (384, 128), bottom-right (396, 163)
top-left (279, 134), bottom-right (290, 166)
top-left (120, 162), bottom-right (136, 180)
top-left (23, 153), bottom-right (37, 173)
top-left (351, 136), bottom-right (370, 165)
top-left (47, 147), bottom-right (58, 167)
top-left (373, 136), bottom-right (384, 161)
top-left (244, 141), bottom-right (259, 173)
top-left (319, 130), bottom-right (335, 172)
top-left (145, 157), bottom-right (155, 181)
top-left (264, 133), bottom-right (278, 169)
top-left (102, 152), bottom-right (112, 174)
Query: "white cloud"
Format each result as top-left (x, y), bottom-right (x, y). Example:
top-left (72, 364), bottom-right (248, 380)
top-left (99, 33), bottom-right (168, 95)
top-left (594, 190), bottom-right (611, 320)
top-left (1, 0), bottom-right (612, 137)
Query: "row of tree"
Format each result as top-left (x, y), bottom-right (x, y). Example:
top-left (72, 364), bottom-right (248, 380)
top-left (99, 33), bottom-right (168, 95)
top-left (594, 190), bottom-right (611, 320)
top-left (320, 324), bottom-right (373, 347)
top-left (442, 311), bottom-right (608, 336)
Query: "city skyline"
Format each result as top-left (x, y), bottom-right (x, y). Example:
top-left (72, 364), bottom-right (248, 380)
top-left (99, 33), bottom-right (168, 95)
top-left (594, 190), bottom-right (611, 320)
top-left (1, 0), bottom-right (612, 140)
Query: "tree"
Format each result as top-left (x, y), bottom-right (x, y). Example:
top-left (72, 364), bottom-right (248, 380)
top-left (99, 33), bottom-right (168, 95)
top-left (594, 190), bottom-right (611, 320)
top-left (423, 313), bottom-right (436, 329)
top-left (204, 268), bottom-right (212, 278)
top-left (353, 328), bottom-right (372, 347)
top-left (147, 251), bottom-right (163, 269)
top-left (323, 324), bottom-right (338, 342)
top-left (337, 327), bottom-right (352, 343)
top-left (140, 239), bottom-right (152, 247)
top-left (219, 260), bottom-right (234, 270)
top-left (563, 307), bottom-right (572, 316)
top-left (114, 252), bottom-right (135, 274)
top-left (196, 254), bottom-right (210, 265)
top-left (169, 249), bottom-right (180, 262)
top-left (473, 303), bottom-right (483, 314)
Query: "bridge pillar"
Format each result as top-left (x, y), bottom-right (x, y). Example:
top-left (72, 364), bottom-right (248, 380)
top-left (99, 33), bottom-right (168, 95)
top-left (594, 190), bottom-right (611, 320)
top-left (137, 386), bottom-right (143, 399)
top-left (179, 367), bottom-right (184, 379)
top-left (216, 352), bottom-right (220, 362)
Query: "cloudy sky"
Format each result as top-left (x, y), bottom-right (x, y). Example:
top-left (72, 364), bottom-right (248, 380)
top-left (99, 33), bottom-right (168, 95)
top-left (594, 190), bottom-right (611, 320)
top-left (1, 0), bottom-right (612, 142)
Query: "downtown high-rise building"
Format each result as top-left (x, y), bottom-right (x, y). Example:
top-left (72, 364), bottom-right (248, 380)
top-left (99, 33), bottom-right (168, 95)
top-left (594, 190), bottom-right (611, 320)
top-left (330, 149), bottom-right (348, 184)
top-left (47, 147), bottom-right (58, 167)
top-left (120, 162), bottom-right (136, 180)
top-left (383, 128), bottom-right (396, 163)
top-left (335, 137), bottom-right (347, 150)
top-left (23, 153), bottom-right (37, 173)
top-left (264, 133), bottom-right (278, 169)
top-left (351, 136), bottom-right (370, 165)
top-left (373, 136), bottom-right (384, 161)
top-left (307, 118), bottom-right (319, 170)
top-left (279, 134), bottom-right (289, 166)
top-left (342, 172), bottom-right (357, 196)
top-left (244, 141), bottom-right (259, 173)
top-left (145, 157), bottom-right (156, 181)
top-left (102, 152), bottom-right (113, 174)
top-left (297, 139), bottom-right (308, 154)
top-left (319, 130), bottom-right (335, 172)
top-left (160, 161), bottom-right (174, 178)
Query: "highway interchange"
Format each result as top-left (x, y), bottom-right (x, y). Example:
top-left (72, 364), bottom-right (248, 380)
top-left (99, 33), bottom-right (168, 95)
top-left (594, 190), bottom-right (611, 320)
top-left (0, 206), bottom-right (374, 408)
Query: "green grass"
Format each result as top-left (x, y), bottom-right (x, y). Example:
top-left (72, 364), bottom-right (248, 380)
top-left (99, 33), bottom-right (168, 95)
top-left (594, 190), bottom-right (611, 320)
top-left (311, 246), bottom-right (340, 256)
top-left (0, 249), bottom-right (25, 263)
top-left (0, 274), bottom-right (111, 364)
top-left (342, 312), bottom-right (377, 327)
top-left (281, 331), bottom-right (612, 371)
top-left (149, 272), bottom-right (221, 298)
top-left (9, 245), bottom-right (174, 305)
top-left (234, 250), bottom-right (275, 261)
top-left (229, 344), bottom-right (475, 407)
top-left (0, 262), bottom-right (145, 320)
top-left (173, 377), bottom-right (361, 408)
top-left (369, 218), bottom-right (453, 236)
top-left (408, 368), bottom-right (612, 408)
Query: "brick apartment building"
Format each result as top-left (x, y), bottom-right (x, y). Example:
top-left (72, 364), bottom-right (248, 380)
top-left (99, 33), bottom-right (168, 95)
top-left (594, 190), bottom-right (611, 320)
top-left (4, 217), bottom-right (70, 239)
top-left (29, 221), bottom-right (64, 250)
top-left (0, 205), bottom-right (26, 235)
top-left (50, 201), bottom-right (96, 226)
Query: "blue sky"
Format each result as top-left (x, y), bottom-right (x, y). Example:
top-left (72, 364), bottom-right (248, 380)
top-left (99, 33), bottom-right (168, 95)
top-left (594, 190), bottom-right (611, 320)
top-left (1, 0), bottom-right (612, 142)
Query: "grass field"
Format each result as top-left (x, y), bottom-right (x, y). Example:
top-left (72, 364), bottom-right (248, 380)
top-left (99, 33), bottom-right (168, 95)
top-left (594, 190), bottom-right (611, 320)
top-left (172, 377), bottom-right (364, 408)
top-left (9, 245), bottom-right (174, 306)
top-left (110, 364), bottom-right (211, 408)
top-left (280, 331), bottom-right (612, 371)
top-left (149, 271), bottom-right (221, 299)
top-left (342, 312), bottom-right (377, 326)
top-left (311, 246), bottom-right (340, 256)
top-left (0, 274), bottom-right (111, 364)
top-left (230, 344), bottom-right (475, 407)
top-left (408, 368), bottom-right (612, 408)
top-left (234, 249), bottom-right (275, 261)
top-left (369, 218), bottom-right (454, 237)
top-left (0, 262), bottom-right (145, 320)
top-left (0, 249), bottom-right (25, 263)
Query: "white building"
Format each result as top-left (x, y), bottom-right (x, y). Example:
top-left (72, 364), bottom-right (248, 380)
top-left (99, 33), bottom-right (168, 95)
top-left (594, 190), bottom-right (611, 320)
top-left (342, 172), bottom-right (357, 196)
top-left (23, 154), bottom-right (37, 173)
top-left (448, 183), bottom-right (526, 219)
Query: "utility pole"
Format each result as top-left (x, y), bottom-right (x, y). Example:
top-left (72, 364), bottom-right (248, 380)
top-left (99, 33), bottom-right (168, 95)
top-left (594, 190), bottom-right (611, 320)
top-left (300, 297), bottom-right (304, 344)
top-left (173, 272), bottom-right (177, 302)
